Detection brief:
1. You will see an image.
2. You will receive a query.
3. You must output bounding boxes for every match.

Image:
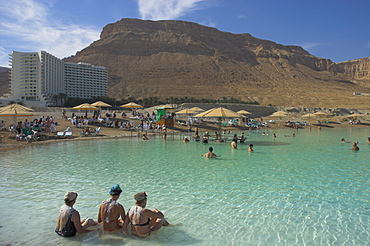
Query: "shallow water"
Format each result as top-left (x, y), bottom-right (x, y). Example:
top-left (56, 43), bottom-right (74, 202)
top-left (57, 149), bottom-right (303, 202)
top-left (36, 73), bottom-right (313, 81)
top-left (0, 127), bottom-right (369, 245)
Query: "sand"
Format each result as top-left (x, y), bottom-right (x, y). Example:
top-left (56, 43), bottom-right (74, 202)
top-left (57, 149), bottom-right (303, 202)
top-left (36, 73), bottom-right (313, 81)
top-left (0, 110), bottom-right (369, 151)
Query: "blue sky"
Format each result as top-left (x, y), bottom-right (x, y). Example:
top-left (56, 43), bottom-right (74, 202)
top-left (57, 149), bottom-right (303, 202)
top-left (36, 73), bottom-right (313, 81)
top-left (0, 0), bottom-right (369, 67)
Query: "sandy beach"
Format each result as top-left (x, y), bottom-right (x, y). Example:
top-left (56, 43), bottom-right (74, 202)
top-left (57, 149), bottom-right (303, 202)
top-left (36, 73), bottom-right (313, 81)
top-left (1, 108), bottom-right (369, 151)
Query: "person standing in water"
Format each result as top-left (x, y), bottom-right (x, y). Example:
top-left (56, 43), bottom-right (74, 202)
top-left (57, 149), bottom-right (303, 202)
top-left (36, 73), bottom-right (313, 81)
top-left (127, 192), bottom-right (170, 237)
top-left (248, 144), bottom-right (254, 152)
top-left (231, 139), bottom-right (237, 149)
top-left (55, 191), bottom-right (98, 237)
top-left (201, 147), bottom-right (220, 158)
top-left (98, 184), bottom-right (126, 231)
top-left (350, 142), bottom-right (359, 151)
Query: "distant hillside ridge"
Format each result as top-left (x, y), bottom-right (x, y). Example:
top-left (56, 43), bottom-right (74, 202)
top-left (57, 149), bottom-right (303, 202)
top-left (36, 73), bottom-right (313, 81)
top-left (61, 18), bottom-right (369, 109)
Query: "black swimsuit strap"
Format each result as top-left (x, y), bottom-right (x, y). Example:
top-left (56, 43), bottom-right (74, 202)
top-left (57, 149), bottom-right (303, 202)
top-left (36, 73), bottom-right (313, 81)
top-left (133, 218), bottom-right (150, 227)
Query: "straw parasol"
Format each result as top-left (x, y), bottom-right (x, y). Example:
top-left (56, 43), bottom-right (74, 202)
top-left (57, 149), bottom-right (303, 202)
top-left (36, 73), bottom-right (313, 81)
top-left (91, 101), bottom-right (112, 108)
top-left (313, 111), bottom-right (326, 117)
top-left (237, 110), bottom-right (252, 115)
top-left (302, 113), bottom-right (316, 125)
top-left (156, 104), bottom-right (176, 110)
top-left (348, 113), bottom-right (363, 121)
top-left (91, 101), bottom-right (112, 116)
top-left (194, 107), bottom-right (242, 118)
top-left (121, 102), bottom-right (143, 109)
top-left (189, 107), bottom-right (205, 112)
top-left (0, 104), bottom-right (36, 127)
top-left (176, 108), bottom-right (198, 114)
top-left (268, 111), bottom-right (288, 125)
top-left (0, 103), bottom-right (34, 112)
top-left (73, 103), bottom-right (98, 117)
top-left (194, 107), bottom-right (242, 139)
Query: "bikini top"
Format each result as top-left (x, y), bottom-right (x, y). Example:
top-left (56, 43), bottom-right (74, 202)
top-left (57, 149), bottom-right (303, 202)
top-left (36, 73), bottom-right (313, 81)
top-left (129, 206), bottom-right (151, 226)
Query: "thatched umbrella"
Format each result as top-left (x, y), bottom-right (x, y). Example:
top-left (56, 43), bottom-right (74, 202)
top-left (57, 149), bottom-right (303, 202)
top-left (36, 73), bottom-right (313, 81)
top-left (73, 103), bottom-right (98, 117)
top-left (120, 102), bottom-right (143, 109)
top-left (268, 111), bottom-right (288, 125)
top-left (0, 104), bottom-right (36, 128)
top-left (194, 107), bottom-right (242, 139)
top-left (189, 107), bottom-right (205, 112)
top-left (302, 113), bottom-right (316, 125)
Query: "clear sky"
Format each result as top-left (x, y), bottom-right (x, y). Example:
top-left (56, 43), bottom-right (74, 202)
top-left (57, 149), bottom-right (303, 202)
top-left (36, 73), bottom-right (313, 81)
top-left (0, 0), bottom-right (369, 67)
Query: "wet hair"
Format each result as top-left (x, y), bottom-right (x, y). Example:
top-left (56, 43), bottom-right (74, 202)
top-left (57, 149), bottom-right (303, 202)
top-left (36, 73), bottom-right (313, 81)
top-left (249, 144), bottom-right (253, 147)
top-left (209, 147), bottom-right (213, 152)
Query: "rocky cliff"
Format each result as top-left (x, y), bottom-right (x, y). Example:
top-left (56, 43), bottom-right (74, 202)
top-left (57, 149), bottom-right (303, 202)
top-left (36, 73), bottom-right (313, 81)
top-left (61, 18), bottom-right (369, 109)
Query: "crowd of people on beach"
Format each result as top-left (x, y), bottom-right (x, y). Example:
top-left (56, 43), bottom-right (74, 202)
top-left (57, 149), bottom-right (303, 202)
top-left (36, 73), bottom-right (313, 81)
top-left (55, 185), bottom-right (169, 238)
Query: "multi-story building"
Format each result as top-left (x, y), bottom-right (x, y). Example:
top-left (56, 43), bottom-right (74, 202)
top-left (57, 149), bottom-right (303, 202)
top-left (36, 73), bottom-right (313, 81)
top-left (1, 51), bottom-right (108, 107)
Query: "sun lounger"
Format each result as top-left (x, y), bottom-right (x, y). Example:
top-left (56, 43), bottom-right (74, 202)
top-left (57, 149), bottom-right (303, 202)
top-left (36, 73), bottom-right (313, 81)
top-left (56, 132), bottom-right (65, 138)
top-left (64, 131), bottom-right (73, 138)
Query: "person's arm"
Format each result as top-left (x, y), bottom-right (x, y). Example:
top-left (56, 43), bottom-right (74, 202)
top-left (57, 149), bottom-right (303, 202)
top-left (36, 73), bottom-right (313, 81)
top-left (97, 204), bottom-right (102, 223)
top-left (121, 209), bottom-right (130, 232)
top-left (119, 205), bottom-right (126, 222)
top-left (72, 211), bottom-right (93, 234)
top-left (145, 208), bottom-right (164, 219)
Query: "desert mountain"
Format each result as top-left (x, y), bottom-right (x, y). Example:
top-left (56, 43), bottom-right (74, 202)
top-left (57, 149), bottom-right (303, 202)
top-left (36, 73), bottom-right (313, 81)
top-left (12, 19), bottom-right (370, 108)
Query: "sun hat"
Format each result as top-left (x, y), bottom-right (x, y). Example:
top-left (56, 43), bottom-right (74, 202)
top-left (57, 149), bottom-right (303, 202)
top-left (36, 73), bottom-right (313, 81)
top-left (134, 192), bottom-right (147, 202)
top-left (64, 191), bottom-right (78, 203)
top-left (109, 184), bottom-right (122, 196)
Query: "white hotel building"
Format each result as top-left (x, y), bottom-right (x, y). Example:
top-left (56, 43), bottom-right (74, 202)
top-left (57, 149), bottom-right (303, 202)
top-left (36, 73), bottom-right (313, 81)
top-left (1, 51), bottom-right (108, 107)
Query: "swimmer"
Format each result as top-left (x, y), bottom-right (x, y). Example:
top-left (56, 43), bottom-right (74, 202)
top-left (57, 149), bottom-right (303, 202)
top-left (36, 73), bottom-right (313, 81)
top-left (350, 142), bottom-right (359, 151)
top-left (247, 144), bottom-right (254, 152)
top-left (272, 133), bottom-right (276, 138)
top-left (231, 139), bottom-right (237, 149)
top-left (98, 184), bottom-right (126, 232)
top-left (240, 133), bottom-right (246, 143)
top-left (142, 134), bottom-right (149, 140)
top-left (262, 132), bottom-right (268, 136)
top-left (341, 138), bottom-right (348, 143)
top-left (201, 147), bottom-right (221, 158)
top-left (56, 191), bottom-right (98, 237)
top-left (202, 136), bottom-right (209, 143)
top-left (183, 136), bottom-right (190, 142)
top-left (127, 192), bottom-right (170, 237)
top-left (366, 137), bottom-right (370, 143)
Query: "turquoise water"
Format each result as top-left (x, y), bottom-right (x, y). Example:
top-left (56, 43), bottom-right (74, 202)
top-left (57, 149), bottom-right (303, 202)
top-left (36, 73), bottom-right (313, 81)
top-left (0, 127), bottom-right (369, 245)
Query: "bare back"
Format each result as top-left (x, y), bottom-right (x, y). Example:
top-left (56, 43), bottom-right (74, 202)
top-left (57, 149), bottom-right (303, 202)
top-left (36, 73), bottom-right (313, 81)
top-left (98, 198), bottom-right (125, 231)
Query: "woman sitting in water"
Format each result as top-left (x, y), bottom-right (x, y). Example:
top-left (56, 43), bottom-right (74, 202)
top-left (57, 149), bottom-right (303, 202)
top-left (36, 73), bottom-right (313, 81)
top-left (98, 184), bottom-right (126, 232)
top-left (127, 192), bottom-right (169, 237)
top-left (55, 191), bottom-right (98, 237)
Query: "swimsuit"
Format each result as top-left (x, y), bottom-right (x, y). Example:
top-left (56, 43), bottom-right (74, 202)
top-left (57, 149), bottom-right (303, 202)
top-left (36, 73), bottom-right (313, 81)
top-left (128, 206), bottom-right (152, 237)
top-left (55, 206), bottom-right (76, 237)
top-left (101, 198), bottom-right (122, 231)
top-left (132, 218), bottom-right (150, 226)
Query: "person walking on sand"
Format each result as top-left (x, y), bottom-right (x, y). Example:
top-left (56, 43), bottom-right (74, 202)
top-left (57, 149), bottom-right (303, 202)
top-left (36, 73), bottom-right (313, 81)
top-left (98, 184), bottom-right (126, 232)
top-left (55, 191), bottom-right (98, 237)
top-left (201, 147), bottom-right (220, 158)
top-left (127, 192), bottom-right (170, 237)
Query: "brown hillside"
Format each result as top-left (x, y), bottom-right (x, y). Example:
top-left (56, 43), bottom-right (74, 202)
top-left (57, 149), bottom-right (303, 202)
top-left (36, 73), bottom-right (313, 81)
top-left (61, 18), bottom-right (368, 109)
